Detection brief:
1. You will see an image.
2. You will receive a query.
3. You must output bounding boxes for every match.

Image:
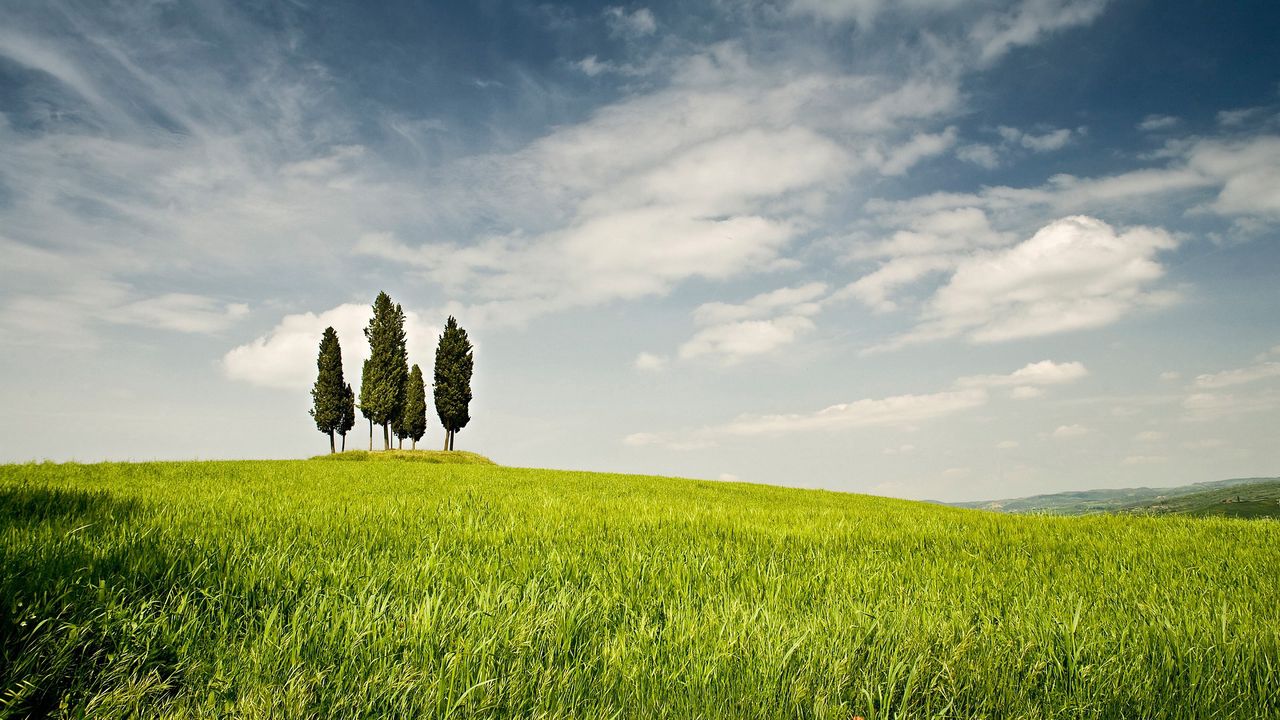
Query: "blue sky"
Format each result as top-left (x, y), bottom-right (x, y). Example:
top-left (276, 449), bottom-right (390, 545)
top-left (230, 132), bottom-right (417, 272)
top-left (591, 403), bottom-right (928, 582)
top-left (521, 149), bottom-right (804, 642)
top-left (1, 0), bottom-right (1278, 501)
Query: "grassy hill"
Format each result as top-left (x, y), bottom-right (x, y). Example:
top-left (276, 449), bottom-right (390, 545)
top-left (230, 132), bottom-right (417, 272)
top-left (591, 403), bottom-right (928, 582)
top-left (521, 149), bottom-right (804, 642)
top-left (1115, 479), bottom-right (1280, 518)
top-left (951, 476), bottom-right (1280, 516)
top-left (2, 460), bottom-right (1278, 718)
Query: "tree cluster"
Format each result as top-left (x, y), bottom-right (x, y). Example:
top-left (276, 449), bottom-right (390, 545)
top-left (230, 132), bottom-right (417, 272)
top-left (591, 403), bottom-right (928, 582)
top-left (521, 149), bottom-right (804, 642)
top-left (309, 292), bottom-right (473, 453)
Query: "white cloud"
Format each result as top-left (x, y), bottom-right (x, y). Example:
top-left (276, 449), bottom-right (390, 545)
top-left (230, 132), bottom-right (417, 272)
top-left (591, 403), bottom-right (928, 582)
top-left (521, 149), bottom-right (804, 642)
top-left (998, 125), bottom-right (1077, 152)
top-left (1217, 107), bottom-right (1263, 127)
top-left (880, 127), bottom-right (957, 175)
top-left (942, 467), bottom-right (972, 479)
top-left (1051, 424), bottom-right (1091, 438)
top-left (110, 294), bottom-right (249, 334)
top-left (716, 389), bottom-right (987, 436)
top-left (634, 352), bottom-right (669, 371)
top-left (957, 143), bottom-right (1000, 169)
top-left (971, 0), bottom-right (1111, 64)
top-left (605, 7), bottom-right (657, 37)
top-left (995, 440), bottom-right (1019, 449)
top-left (1192, 361), bottom-right (1280, 389)
top-left (1159, 371), bottom-right (1181, 381)
top-left (679, 316), bottom-right (817, 363)
top-left (718, 472), bottom-right (741, 482)
top-left (956, 359), bottom-right (1089, 388)
top-left (673, 283), bottom-right (829, 363)
top-left (1010, 386), bottom-right (1044, 399)
top-left (877, 216), bottom-right (1177, 350)
top-left (223, 303), bottom-right (440, 390)
top-left (1134, 430), bottom-right (1166, 442)
top-left (883, 444), bottom-right (916, 455)
top-left (1137, 115), bottom-right (1179, 132)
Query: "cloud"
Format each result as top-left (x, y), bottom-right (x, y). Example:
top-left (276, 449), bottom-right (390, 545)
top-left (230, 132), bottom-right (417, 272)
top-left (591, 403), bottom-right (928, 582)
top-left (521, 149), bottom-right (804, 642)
top-left (224, 303), bottom-right (440, 390)
top-left (673, 283), bottom-right (828, 363)
top-left (1159, 371), bottom-right (1181, 381)
top-left (679, 316), bottom-right (817, 363)
top-left (1181, 392), bottom-right (1279, 421)
top-left (971, 0), bottom-right (1111, 64)
top-left (634, 352), bottom-right (669, 371)
top-left (626, 358), bottom-right (1088, 449)
top-left (880, 127), bottom-right (957, 175)
top-left (875, 216), bottom-right (1177, 350)
top-left (1051, 423), bottom-right (1091, 438)
top-left (1137, 115), bottom-right (1179, 132)
top-left (883, 444), bottom-right (916, 455)
top-left (995, 440), bottom-right (1019, 449)
top-left (605, 7), bottom-right (657, 37)
top-left (957, 143), bottom-right (1001, 169)
top-left (998, 125), bottom-right (1078, 152)
top-left (110, 294), bottom-right (249, 334)
top-left (715, 389), bottom-right (988, 436)
top-left (956, 360), bottom-right (1089, 388)
top-left (1192, 361), bottom-right (1280, 389)
top-left (1134, 430), bottom-right (1166, 442)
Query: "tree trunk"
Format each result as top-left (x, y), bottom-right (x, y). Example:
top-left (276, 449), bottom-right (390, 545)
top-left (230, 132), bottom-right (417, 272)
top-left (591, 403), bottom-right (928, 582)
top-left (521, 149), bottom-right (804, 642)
top-left (443, 430), bottom-right (451, 451)
top-left (368, 419), bottom-right (373, 451)
top-left (383, 424), bottom-right (390, 451)
top-left (341, 433), bottom-right (346, 452)
top-left (329, 430), bottom-right (335, 454)
top-left (398, 436), bottom-right (403, 450)
top-left (449, 431), bottom-right (455, 451)
top-left (411, 438), bottom-right (417, 451)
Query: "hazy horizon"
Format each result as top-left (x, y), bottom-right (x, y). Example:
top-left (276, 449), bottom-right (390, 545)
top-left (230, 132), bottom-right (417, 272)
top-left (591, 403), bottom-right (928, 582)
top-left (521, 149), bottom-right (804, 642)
top-left (2, 0), bottom-right (1278, 502)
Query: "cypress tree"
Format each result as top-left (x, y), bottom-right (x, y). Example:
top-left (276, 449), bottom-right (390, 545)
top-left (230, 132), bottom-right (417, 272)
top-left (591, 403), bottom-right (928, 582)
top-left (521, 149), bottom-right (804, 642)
top-left (309, 327), bottom-right (346, 454)
top-left (359, 358), bottom-right (374, 451)
top-left (433, 316), bottom-right (474, 451)
top-left (359, 292), bottom-right (408, 450)
top-left (338, 382), bottom-right (355, 452)
top-left (403, 364), bottom-right (428, 450)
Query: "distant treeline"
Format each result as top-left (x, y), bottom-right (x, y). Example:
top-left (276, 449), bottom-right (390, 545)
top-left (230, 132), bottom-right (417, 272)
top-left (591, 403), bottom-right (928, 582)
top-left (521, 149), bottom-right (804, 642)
top-left (310, 292), bottom-right (473, 453)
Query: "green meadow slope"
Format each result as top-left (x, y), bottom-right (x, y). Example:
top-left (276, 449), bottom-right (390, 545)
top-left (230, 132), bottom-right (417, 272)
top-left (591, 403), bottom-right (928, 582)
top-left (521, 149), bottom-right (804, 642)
top-left (2, 460), bottom-right (1278, 718)
top-left (951, 476), bottom-right (1280, 516)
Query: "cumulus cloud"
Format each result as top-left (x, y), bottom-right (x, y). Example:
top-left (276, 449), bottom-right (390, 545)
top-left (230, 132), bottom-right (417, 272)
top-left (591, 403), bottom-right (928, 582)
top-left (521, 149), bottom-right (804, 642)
top-left (224, 303), bottom-right (440, 390)
top-left (874, 216), bottom-right (1177, 350)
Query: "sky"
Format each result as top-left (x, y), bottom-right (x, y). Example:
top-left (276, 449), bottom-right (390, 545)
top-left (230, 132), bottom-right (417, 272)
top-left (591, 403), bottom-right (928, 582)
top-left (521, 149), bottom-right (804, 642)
top-left (1, 0), bottom-right (1278, 502)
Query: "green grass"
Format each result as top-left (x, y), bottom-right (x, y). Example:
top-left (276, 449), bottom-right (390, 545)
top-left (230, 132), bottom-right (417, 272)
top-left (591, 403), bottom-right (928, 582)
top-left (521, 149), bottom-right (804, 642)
top-left (2, 460), bottom-right (1278, 718)
top-left (311, 449), bottom-right (497, 465)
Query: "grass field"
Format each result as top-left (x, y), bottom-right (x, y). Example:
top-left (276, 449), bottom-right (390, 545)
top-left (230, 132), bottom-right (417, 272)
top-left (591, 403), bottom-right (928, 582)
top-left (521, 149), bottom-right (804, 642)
top-left (2, 458), bottom-right (1278, 718)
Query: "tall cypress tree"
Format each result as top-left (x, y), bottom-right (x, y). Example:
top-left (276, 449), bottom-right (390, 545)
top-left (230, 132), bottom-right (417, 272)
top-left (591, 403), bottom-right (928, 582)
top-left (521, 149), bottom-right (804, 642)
top-left (338, 382), bottom-right (355, 452)
top-left (403, 364), bottom-right (428, 450)
top-left (309, 327), bottom-right (346, 454)
top-left (359, 358), bottom-right (374, 451)
top-left (433, 316), bottom-right (474, 451)
top-left (390, 341), bottom-right (411, 450)
top-left (359, 292), bottom-right (408, 450)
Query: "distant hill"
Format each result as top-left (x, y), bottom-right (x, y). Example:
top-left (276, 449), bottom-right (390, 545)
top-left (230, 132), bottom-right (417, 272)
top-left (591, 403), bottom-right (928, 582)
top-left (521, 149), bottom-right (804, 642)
top-left (952, 477), bottom-right (1280, 518)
